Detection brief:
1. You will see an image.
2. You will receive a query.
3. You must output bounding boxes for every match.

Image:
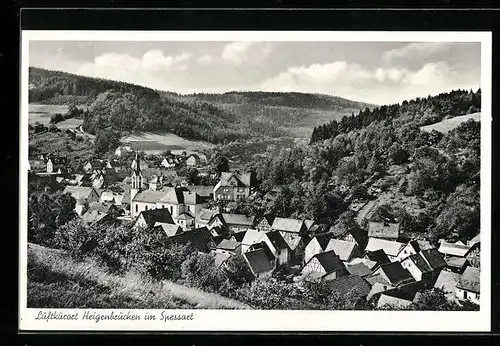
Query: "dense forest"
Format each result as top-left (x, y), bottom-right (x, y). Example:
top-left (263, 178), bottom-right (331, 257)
top-left (235, 89), bottom-right (481, 244)
top-left (310, 89), bottom-right (481, 143)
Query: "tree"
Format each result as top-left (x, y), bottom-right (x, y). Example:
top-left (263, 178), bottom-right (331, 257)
top-left (50, 113), bottom-right (63, 124)
top-left (53, 218), bottom-right (101, 260)
top-left (180, 252), bottom-right (226, 292)
top-left (210, 153), bottom-right (229, 174)
top-left (411, 288), bottom-right (463, 311)
top-left (222, 255), bottom-right (253, 288)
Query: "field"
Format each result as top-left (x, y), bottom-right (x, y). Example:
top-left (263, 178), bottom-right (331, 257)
top-left (122, 131), bottom-right (214, 155)
top-left (28, 103), bottom-right (83, 130)
top-left (27, 242), bottom-right (251, 309)
top-left (420, 112), bottom-right (481, 133)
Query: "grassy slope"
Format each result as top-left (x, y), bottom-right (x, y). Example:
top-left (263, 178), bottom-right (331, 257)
top-left (27, 242), bottom-right (251, 309)
top-left (420, 112), bottom-right (481, 133)
top-left (121, 131), bottom-right (214, 155)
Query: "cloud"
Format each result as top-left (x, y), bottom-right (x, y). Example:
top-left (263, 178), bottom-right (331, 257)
top-left (260, 60), bottom-right (479, 104)
top-left (221, 41), bottom-right (272, 65)
top-left (382, 42), bottom-right (454, 63)
top-left (197, 54), bottom-right (215, 65)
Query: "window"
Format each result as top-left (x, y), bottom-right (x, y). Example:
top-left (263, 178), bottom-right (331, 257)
top-left (170, 206), bottom-right (173, 214)
top-left (224, 188), bottom-right (229, 192)
top-left (135, 204), bottom-right (138, 213)
top-left (464, 291), bottom-right (468, 299)
top-left (145, 205), bottom-right (148, 211)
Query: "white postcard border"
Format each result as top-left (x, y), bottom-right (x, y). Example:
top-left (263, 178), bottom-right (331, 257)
top-left (19, 30), bottom-right (492, 332)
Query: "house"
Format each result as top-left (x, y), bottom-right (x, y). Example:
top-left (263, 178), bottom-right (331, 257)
top-left (376, 291), bottom-right (414, 310)
top-left (301, 251), bottom-right (347, 282)
top-left (81, 210), bottom-right (115, 226)
top-left (455, 266), bottom-right (480, 305)
top-left (186, 153), bottom-right (204, 167)
top-left (46, 157), bottom-right (68, 174)
top-left (86, 201), bottom-right (121, 216)
top-left (133, 208), bottom-right (175, 230)
top-left (161, 157), bottom-right (177, 169)
top-left (207, 214), bottom-right (227, 231)
top-left (213, 172), bottom-right (252, 202)
top-left (445, 257), bottom-right (469, 274)
top-left (62, 186), bottom-right (100, 215)
top-left (176, 212), bottom-right (195, 230)
top-left (304, 219), bottom-right (315, 231)
top-left (364, 249), bottom-right (391, 268)
top-left (215, 239), bottom-right (242, 256)
top-left (260, 230), bottom-right (291, 266)
top-left (438, 241), bottom-right (472, 258)
top-left (168, 226), bottom-right (214, 253)
top-left (272, 217), bottom-right (307, 241)
top-left (400, 254), bottom-right (434, 283)
top-left (468, 233), bottom-right (480, 247)
top-left (434, 270), bottom-right (461, 302)
top-left (28, 159), bottom-right (46, 173)
top-left (365, 238), bottom-right (405, 261)
top-left (241, 229), bottom-right (266, 253)
top-left (195, 208), bottom-right (217, 229)
top-left (345, 262), bottom-right (372, 278)
top-left (230, 230), bottom-right (247, 242)
top-left (83, 160), bottom-right (106, 173)
top-left (303, 233), bottom-right (335, 265)
top-left (221, 213), bottom-right (255, 232)
top-left (325, 239), bottom-right (362, 262)
top-left (329, 225), bottom-right (368, 250)
top-left (214, 252), bottom-right (232, 269)
top-left (369, 261), bottom-right (415, 288)
top-left (255, 214), bottom-right (275, 233)
top-left (99, 190), bottom-right (124, 205)
top-left (185, 185), bottom-right (214, 199)
top-left (327, 275), bottom-right (372, 301)
top-left (367, 221), bottom-right (400, 241)
top-left (242, 248), bottom-right (275, 279)
top-left (397, 240), bottom-right (434, 261)
top-left (152, 222), bottom-right (183, 237)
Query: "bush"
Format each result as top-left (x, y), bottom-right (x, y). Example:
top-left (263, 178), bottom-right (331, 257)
top-left (180, 252), bottom-right (227, 292)
top-left (50, 113), bottom-right (64, 124)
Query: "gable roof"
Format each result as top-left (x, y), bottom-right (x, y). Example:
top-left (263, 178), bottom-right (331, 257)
top-left (217, 239), bottom-right (241, 251)
top-left (457, 266), bottom-right (480, 293)
top-left (81, 210), bottom-right (112, 225)
top-left (138, 208), bottom-right (175, 228)
top-left (444, 256), bottom-right (468, 269)
top-left (327, 275), bottom-right (371, 298)
top-left (312, 251), bottom-right (345, 274)
top-left (62, 186), bottom-right (97, 201)
top-left (272, 217), bottom-right (304, 233)
top-left (368, 221), bottom-right (400, 239)
top-left (311, 233), bottom-right (335, 250)
top-left (168, 226), bottom-right (213, 253)
top-left (133, 190), bottom-right (166, 203)
top-left (197, 208), bottom-right (217, 222)
top-left (231, 230), bottom-right (247, 242)
top-left (257, 214), bottom-right (275, 226)
top-left (153, 222), bottom-right (183, 237)
top-left (365, 238), bottom-right (405, 257)
top-left (241, 229), bottom-right (265, 246)
top-left (406, 254), bottom-right (433, 273)
top-left (217, 172), bottom-right (251, 187)
top-left (438, 241), bottom-right (472, 257)
top-left (248, 241), bottom-right (276, 261)
top-left (264, 231), bottom-right (289, 251)
top-left (325, 239), bottom-right (358, 261)
top-left (377, 294), bottom-right (413, 309)
top-left (214, 252), bottom-right (232, 268)
top-left (365, 249), bottom-right (391, 265)
top-left (243, 249), bottom-right (275, 276)
top-left (86, 201), bottom-right (117, 215)
top-left (434, 270), bottom-right (461, 297)
top-left (377, 261), bottom-right (415, 286)
top-left (420, 248), bottom-right (447, 271)
top-left (366, 274), bottom-right (392, 287)
top-left (304, 219), bottom-right (315, 229)
top-left (468, 233), bottom-right (480, 247)
top-left (345, 262), bottom-right (372, 278)
top-left (185, 185), bottom-right (213, 198)
top-left (222, 213), bottom-right (255, 227)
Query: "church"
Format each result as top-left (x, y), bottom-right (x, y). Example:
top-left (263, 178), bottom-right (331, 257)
top-left (129, 152), bottom-right (208, 230)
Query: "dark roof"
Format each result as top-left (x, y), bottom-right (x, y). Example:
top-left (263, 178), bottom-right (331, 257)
top-left (231, 230), bottom-right (247, 242)
top-left (139, 208), bottom-right (175, 228)
top-left (248, 242), bottom-right (275, 261)
top-left (314, 251), bottom-right (345, 274)
top-left (378, 261), bottom-right (415, 287)
top-left (365, 249), bottom-right (391, 265)
top-left (382, 280), bottom-right (426, 302)
top-left (420, 248), bottom-right (447, 271)
top-left (408, 254), bottom-right (433, 273)
top-left (265, 231), bottom-right (289, 251)
top-left (258, 214), bottom-right (275, 226)
top-left (327, 275), bottom-right (371, 298)
top-left (243, 249), bottom-right (275, 276)
top-left (169, 227), bottom-right (213, 253)
top-left (345, 262), bottom-right (372, 278)
top-left (457, 266), bottom-right (480, 293)
top-left (211, 235), bottom-right (226, 246)
top-left (314, 233), bottom-right (335, 250)
top-left (217, 172), bottom-right (251, 187)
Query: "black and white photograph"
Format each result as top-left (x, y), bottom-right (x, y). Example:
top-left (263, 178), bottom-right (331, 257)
top-left (19, 30), bottom-right (491, 332)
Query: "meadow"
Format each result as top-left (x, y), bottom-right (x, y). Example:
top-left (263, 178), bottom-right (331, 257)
top-left (28, 103), bottom-right (83, 130)
top-left (420, 112), bottom-right (481, 133)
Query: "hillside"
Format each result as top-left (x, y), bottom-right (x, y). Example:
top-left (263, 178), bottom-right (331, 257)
top-left (420, 112), bottom-right (481, 133)
top-left (29, 67), bottom-right (375, 142)
top-left (28, 242), bottom-right (250, 309)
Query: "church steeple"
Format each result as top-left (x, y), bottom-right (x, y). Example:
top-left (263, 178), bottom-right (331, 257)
top-left (130, 150), bottom-right (143, 214)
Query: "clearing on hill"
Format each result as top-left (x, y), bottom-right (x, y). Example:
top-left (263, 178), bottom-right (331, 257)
top-left (420, 112), bottom-right (481, 134)
top-left (122, 131), bottom-right (214, 155)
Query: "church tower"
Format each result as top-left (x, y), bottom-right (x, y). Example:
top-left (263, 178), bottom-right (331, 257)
top-left (130, 151), bottom-right (143, 211)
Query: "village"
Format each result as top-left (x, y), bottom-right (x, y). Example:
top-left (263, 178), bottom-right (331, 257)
top-left (27, 144), bottom-right (481, 310)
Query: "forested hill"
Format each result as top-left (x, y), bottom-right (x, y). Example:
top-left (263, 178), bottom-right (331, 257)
top-left (184, 91), bottom-right (374, 111)
top-left (29, 67), bottom-right (375, 143)
top-left (310, 89), bottom-right (481, 143)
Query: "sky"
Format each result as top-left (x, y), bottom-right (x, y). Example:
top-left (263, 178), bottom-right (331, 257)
top-left (29, 40), bottom-right (481, 105)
